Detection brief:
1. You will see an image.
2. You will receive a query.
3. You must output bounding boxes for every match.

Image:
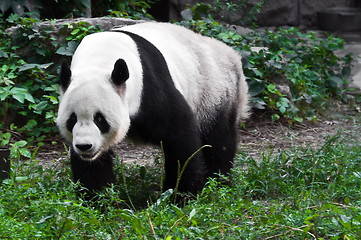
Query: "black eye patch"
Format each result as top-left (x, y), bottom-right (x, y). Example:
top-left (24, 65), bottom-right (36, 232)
top-left (94, 112), bottom-right (110, 134)
top-left (66, 113), bottom-right (77, 132)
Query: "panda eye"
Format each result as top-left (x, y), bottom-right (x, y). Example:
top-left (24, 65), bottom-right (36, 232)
top-left (94, 115), bottom-right (103, 124)
top-left (66, 113), bottom-right (77, 132)
top-left (94, 112), bottom-right (110, 134)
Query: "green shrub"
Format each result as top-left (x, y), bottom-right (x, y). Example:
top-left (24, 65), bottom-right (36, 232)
top-left (106, 0), bottom-right (156, 19)
top-left (0, 15), bottom-right (101, 145)
top-left (179, 19), bottom-right (354, 123)
top-left (187, 0), bottom-right (264, 26)
top-left (243, 28), bottom-right (354, 122)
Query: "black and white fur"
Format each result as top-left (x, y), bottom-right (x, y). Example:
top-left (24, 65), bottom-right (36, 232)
top-left (57, 22), bottom-right (249, 197)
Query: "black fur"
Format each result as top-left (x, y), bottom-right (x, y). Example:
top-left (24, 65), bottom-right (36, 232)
top-left (200, 105), bottom-right (239, 178)
top-left (94, 112), bottom-right (110, 134)
top-left (111, 58), bottom-right (129, 86)
top-left (66, 112), bottom-right (77, 132)
top-left (70, 147), bottom-right (116, 200)
top-left (60, 61), bottom-right (71, 92)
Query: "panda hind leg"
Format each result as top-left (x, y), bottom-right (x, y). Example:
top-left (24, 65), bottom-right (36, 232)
top-left (158, 111), bottom-right (207, 196)
top-left (162, 134), bottom-right (207, 196)
top-left (201, 109), bottom-right (238, 179)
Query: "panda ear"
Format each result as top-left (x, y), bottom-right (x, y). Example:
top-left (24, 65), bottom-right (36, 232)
top-left (111, 59), bottom-right (129, 86)
top-left (60, 61), bottom-right (71, 92)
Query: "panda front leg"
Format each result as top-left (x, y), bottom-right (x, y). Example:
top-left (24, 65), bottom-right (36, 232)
top-left (70, 147), bottom-right (116, 200)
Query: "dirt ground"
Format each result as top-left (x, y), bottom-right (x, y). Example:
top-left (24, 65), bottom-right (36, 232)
top-left (37, 103), bottom-right (361, 168)
top-left (240, 106), bottom-right (361, 159)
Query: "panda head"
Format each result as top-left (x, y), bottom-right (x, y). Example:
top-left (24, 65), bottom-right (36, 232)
top-left (57, 59), bottom-right (130, 160)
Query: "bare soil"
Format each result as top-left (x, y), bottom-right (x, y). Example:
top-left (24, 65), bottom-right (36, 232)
top-left (240, 107), bottom-right (361, 159)
top-left (37, 104), bottom-right (361, 167)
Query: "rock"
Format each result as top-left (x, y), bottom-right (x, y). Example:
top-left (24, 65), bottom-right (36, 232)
top-left (228, 25), bottom-right (254, 35)
top-left (7, 17), bottom-right (145, 37)
top-left (300, 0), bottom-right (351, 27)
top-left (169, 0), bottom-right (354, 28)
top-left (39, 17), bottom-right (145, 31)
top-left (256, 0), bottom-right (299, 26)
top-left (255, 0), bottom-right (352, 27)
top-left (335, 42), bottom-right (361, 90)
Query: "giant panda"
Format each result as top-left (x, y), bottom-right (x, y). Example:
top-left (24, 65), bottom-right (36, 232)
top-left (57, 22), bottom-right (249, 198)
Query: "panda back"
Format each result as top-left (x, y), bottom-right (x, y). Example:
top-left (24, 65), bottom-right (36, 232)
top-left (117, 22), bottom-right (249, 124)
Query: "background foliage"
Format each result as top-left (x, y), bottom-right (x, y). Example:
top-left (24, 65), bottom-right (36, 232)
top-left (0, 0), bottom-right (155, 19)
top-left (184, 0), bottom-right (265, 26)
top-left (0, 1), bottom-right (360, 239)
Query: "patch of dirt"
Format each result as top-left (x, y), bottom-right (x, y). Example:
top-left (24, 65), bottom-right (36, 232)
top-left (38, 141), bottom-right (160, 169)
top-left (37, 104), bottom-right (361, 167)
top-left (240, 108), bottom-right (361, 159)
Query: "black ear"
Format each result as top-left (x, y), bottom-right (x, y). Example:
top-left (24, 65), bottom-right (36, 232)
top-left (111, 59), bottom-right (129, 86)
top-left (60, 61), bottom-right (71, 92)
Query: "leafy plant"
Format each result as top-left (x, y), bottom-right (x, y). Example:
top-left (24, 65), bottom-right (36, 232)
top-left (211, 0), bottom-right (265, 26)
top-left (184, 0), bottom-right (265, 26)
top-left (179, 19), bottom-right (355, 123)
top-left (0, 15), bottom-right (102, 146)
top-left (0, 131), bottom-right (32, 159)
top-left (242, 28), bottom-right (354, 122)
top-left (106, 0), bottom-right (156, 20)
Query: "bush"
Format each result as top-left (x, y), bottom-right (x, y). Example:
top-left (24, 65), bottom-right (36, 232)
top-left (179, 19), bottom-right (354, 123)
top-left (0, 15), bottom-right (101, 146)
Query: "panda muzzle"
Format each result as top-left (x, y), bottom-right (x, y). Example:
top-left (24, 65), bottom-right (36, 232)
top-left (75, 144), bottom-right (93, 152)
top-left (75, 144), bottom-right (99, 160)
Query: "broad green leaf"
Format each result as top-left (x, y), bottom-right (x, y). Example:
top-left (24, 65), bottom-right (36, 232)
top-left (12, 93), bottom-right (25, 103)
top-left (71, 28), bottom-right (80, 35)
top-left (56, 41), bottom-right (79, 56)
top-left (24, 92), bottom-right (35, 103)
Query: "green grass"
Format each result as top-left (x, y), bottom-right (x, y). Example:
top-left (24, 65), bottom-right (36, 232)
top-left (1, 134), bottom-right (361, 239)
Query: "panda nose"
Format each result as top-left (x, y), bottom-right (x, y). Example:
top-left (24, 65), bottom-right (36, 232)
top-left (75, 144), bottom-right (93, 152)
